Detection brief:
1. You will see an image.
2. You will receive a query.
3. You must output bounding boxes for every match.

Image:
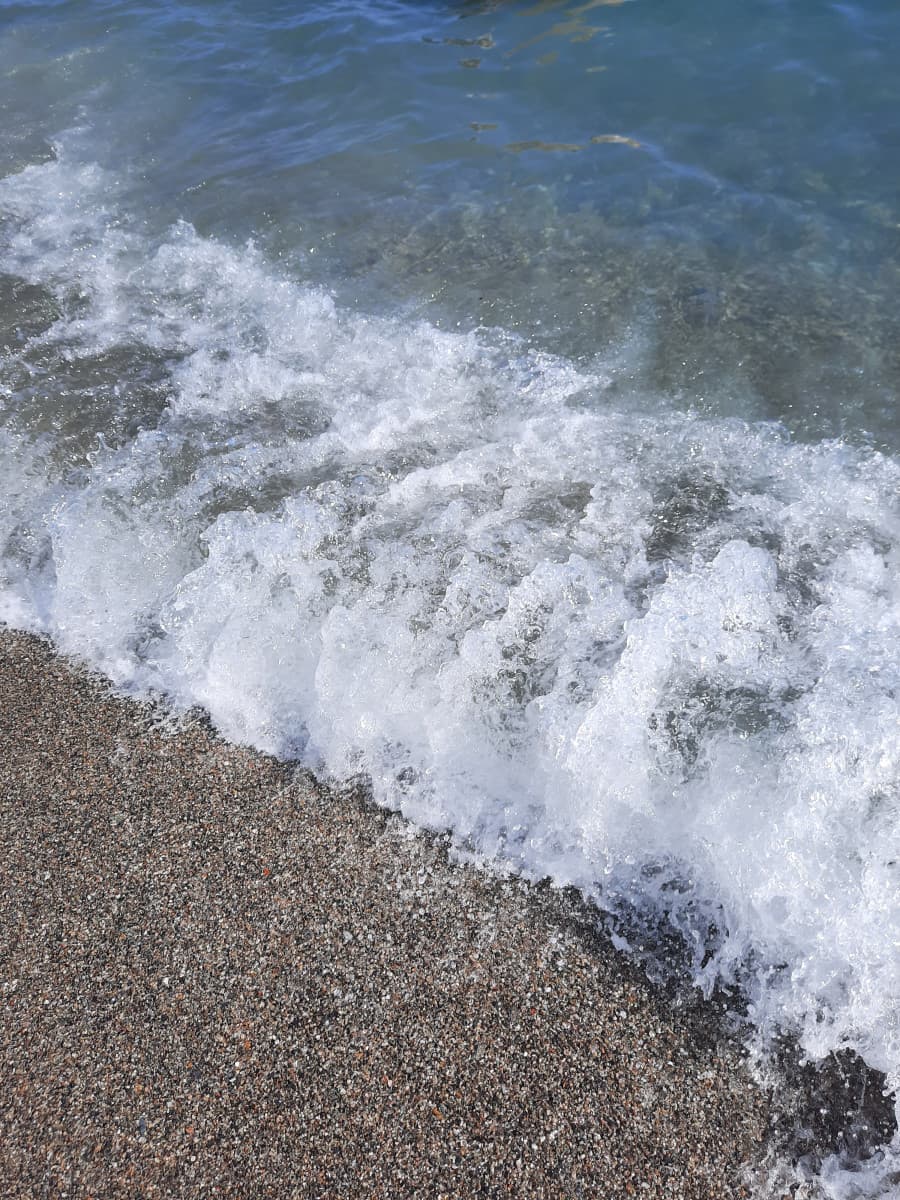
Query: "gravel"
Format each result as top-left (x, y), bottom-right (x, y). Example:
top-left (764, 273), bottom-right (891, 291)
top-left (0, 628), bottom-right (771, 1198)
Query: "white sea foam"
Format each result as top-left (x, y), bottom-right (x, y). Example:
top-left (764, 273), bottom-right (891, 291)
top-left (2, 154), bottom-right (899, 1195)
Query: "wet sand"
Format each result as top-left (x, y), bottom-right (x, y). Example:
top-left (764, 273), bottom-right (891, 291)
top-left (0, 628), bottom-right (771, 1198)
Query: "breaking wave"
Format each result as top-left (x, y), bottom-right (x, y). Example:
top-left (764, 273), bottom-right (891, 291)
top-left (2, 153), bottom-right (899, 1193)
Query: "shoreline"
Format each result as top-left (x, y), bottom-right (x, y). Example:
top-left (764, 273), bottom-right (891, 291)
top-left (1, 626), bottom-right (774, 1197)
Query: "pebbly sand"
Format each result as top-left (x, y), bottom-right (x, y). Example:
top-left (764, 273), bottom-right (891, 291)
top-left (0, 627), bottom-right (773, 1198)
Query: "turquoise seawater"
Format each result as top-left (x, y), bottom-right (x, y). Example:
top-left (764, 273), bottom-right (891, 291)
top-left (2, 4), bottom-right (899, 1193)
top-left (2, 0), bottom-right (899, 442)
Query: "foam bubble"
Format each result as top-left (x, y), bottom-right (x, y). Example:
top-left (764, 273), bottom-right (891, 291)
top-left (2, 155), bottom-right (900, 1195)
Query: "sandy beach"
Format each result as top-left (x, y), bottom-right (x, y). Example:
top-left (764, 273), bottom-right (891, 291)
top-left (0, 628), bottom-right (773, 1198)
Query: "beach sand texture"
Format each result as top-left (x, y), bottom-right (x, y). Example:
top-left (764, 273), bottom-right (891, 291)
top-left (0, 629), bottom-right (770, 1198)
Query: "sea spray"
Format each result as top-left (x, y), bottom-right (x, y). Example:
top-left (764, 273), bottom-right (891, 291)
top-left (2, 153), bottom-right (900, 1195)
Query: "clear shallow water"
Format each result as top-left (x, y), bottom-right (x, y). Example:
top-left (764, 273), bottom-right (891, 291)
top-left (1, 1), bottom-right (899, 1192)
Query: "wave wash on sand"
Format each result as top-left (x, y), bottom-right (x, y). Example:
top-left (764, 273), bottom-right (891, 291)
top-left (2, 153), bottom-right (900, 1194)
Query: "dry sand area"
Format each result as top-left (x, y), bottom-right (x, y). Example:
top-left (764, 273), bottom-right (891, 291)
top-left (0, 628), bottom-right (772, 1198)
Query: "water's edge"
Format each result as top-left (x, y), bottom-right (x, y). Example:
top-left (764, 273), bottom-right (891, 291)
top-left (4, 624), bottom-right (895, 1195)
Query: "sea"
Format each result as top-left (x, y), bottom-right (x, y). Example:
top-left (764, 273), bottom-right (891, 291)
top-left (1, 1), bottom-right (898, 1193)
